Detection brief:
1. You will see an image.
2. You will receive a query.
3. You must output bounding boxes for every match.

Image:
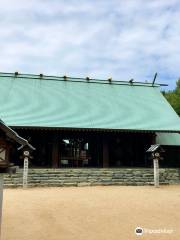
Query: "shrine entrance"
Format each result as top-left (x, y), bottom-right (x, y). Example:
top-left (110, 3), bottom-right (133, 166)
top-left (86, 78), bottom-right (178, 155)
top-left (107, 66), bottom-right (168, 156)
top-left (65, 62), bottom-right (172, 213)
top-left (11, 128), bottom-right (155, 168)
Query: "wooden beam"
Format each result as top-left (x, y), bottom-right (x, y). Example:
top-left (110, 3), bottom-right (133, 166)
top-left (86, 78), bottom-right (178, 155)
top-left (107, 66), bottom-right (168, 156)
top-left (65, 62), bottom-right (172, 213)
top-left (152, 72), bottom-right (158, 86)
top-left (52, 135), bottom-right (59, 168)
top-left (103, 138), bottom-right (109, 168)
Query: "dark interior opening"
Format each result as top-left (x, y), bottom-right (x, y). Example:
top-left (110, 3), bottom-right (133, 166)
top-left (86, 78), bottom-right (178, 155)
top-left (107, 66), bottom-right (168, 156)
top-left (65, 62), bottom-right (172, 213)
top-left (10, 128), bottom-right (174, 168)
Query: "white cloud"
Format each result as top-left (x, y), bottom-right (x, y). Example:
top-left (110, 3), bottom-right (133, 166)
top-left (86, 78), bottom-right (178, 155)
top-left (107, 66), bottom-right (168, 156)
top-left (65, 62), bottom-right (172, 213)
top-left (0, 0), bottom-right (179, 89)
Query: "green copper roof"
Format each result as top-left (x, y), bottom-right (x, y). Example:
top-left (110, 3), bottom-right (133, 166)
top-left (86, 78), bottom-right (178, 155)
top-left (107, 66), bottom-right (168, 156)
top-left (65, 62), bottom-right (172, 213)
top-left (0, 72), bottom-right (180, 132)
top-left (156, 133), bottom-right (180, 146)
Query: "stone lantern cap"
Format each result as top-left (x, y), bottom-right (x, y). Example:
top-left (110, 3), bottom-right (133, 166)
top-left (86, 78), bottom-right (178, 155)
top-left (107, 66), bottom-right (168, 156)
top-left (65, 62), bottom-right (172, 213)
top-left (146, 144), bottom-right (165, 153)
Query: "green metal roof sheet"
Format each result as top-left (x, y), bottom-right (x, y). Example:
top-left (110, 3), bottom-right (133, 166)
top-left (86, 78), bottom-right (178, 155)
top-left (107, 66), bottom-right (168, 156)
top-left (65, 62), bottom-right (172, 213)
top-left (156, 133), bottom-right (180, 146)
top-left (0, 72), bottom-right (180, 132)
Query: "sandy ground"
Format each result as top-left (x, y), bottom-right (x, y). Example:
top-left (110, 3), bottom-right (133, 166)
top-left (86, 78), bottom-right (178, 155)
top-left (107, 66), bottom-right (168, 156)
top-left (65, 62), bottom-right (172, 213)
top-left (1, 185), bottom-right (180, 240)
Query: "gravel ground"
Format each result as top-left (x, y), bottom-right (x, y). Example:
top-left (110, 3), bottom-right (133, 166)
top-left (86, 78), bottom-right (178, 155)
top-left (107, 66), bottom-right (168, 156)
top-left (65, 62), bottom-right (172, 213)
top-left (1, 185), bottom-right (180, 240)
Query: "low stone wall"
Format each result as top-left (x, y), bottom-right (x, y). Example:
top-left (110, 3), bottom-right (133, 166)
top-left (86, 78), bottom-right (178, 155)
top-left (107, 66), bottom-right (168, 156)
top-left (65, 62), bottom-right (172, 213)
top-left (3, 168), bottom-right (180, 188)
top-left (159, 168), bottom-right (180, 184)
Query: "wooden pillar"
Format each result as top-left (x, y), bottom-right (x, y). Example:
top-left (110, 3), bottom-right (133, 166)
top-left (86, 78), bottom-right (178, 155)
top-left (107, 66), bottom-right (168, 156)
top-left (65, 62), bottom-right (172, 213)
top-left (52, 134), bottom-right (59, 168)
top-left (0, 175), bottom-right (3, 238)
top-left (152, 133), bottom-right (156, 144)
top-left (103, 137), bottom-right (109, 168)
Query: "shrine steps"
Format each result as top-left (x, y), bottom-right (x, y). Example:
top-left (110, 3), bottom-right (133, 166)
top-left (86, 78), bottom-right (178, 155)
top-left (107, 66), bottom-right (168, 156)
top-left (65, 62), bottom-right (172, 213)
top-left (3, 168), bottom-right (180, 188)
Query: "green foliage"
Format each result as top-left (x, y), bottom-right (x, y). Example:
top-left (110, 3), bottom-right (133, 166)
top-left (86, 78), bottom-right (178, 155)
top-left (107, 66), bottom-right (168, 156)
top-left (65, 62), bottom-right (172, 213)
top-left (164, 79), bottom-right (180, 116)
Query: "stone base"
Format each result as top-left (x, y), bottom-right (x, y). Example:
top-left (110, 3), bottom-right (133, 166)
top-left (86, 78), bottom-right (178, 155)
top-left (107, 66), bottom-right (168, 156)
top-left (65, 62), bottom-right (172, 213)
top-left (3, 168), bottom-right (180, 188)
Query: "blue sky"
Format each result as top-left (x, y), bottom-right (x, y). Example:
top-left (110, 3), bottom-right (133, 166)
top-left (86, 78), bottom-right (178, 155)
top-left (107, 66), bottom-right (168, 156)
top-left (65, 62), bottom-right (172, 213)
top-left (0, 0), bottom-right (180, 90)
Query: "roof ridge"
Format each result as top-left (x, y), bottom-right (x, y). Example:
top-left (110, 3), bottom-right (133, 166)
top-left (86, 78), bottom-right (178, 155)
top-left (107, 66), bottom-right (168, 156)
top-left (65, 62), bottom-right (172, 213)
top-left (0, 72), bottom-right (167, 87)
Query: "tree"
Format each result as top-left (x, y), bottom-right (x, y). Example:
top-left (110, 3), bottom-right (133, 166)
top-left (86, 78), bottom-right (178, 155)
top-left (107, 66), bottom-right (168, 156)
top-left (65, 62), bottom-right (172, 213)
top-left (164, 79), bottom-right (180, 116)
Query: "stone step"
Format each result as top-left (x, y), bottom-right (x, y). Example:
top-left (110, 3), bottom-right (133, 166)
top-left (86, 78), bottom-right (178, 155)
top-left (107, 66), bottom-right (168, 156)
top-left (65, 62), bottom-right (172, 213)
top-left (4, 177), bottom-right (155, 182)
top-left (4, 181), bottom-right (170, 188)
top-left (4, 176), bottom-right (155, 179)
top-left (3, 168), bottom-right (179, 188)
top-left (4, 172), bottom-right (155, 176)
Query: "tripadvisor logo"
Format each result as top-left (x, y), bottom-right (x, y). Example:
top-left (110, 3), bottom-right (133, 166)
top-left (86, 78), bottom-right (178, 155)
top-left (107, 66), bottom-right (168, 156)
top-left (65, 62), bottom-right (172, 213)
top-left (135, 227), bottom-right (144, 236)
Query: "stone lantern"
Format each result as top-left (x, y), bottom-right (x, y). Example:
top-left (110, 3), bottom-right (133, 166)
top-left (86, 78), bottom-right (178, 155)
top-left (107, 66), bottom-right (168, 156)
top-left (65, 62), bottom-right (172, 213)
top-left (146, 144), bottom-right (164, 187)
